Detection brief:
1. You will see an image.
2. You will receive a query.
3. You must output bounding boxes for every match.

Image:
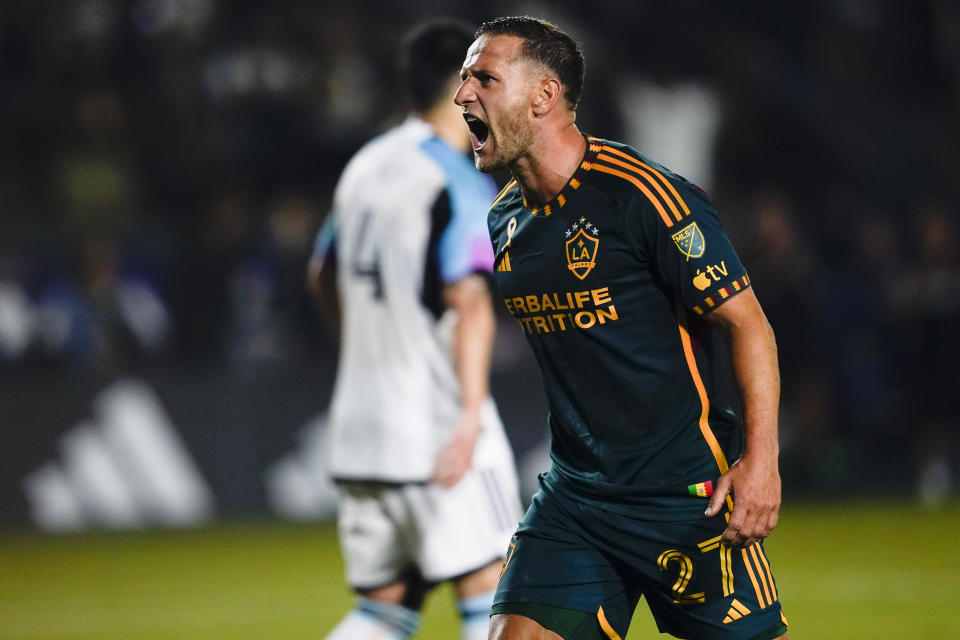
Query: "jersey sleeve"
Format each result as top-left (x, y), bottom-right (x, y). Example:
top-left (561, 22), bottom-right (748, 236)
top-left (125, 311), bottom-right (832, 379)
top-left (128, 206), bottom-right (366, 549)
top-left (312, 212), bottom-right (337, 260)
top-left (416, 136), bottom-right (498, 285)
top-left (625, 178), bottom-right (750, 316)
top-left (435, 176), bottom-right (497, 285)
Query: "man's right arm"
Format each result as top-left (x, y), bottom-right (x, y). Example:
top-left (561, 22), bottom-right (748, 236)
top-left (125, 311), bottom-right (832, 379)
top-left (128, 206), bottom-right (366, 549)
top-left (702, 288), bottom-right (781, 547)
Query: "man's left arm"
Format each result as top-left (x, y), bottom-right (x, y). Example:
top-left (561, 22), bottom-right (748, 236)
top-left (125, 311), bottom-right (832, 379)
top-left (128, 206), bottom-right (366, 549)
top-left (703, 287), bottom-right (781, 547)
top-left (306, 216), bottom-right (341, 339)
top-left (429, 274), bottom-right (495, 487)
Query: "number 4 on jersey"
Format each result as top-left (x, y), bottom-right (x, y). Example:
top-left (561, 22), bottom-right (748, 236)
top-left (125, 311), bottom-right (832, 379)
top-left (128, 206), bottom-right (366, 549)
top-left (352, 210), bottom-right (384, 300)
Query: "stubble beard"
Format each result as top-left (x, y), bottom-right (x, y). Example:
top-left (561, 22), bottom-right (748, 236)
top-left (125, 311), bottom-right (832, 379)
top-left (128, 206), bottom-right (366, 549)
top-left (474, 100), bottom-right (533, 174)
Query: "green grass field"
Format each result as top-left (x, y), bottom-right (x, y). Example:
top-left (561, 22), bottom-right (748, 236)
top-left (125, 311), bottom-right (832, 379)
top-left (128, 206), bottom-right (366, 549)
top-left (1, 501), bottom-right (958, 639)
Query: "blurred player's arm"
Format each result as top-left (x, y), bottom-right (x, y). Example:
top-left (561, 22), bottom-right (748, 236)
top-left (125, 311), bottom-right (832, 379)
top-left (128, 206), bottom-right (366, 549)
top-left (306, 217), bottom-right (341, 339)
top-left (703, 287), bottom-right (781, 547)
top-left (430, 274), bottom-right (495, 487)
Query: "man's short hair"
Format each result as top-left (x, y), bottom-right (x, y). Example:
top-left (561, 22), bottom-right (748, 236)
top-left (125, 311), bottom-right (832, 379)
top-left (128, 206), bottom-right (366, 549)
top-left (476, 16), bottom-right (585, 111)
top-left (399, 19), bottom-right (475, 113)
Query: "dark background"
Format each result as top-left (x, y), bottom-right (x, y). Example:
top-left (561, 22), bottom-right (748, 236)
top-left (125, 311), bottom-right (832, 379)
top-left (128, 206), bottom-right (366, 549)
top-left (1, 0), bottom-right (958, 529)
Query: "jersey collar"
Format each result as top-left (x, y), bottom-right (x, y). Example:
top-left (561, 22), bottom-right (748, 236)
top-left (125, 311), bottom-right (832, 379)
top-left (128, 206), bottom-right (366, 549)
top-left (522, 135), bottom-right (602, 217)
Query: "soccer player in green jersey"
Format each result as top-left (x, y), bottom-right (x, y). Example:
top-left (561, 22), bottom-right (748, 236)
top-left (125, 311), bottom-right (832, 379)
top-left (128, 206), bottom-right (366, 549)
top-left (455, 17), bottom-right (789, 640)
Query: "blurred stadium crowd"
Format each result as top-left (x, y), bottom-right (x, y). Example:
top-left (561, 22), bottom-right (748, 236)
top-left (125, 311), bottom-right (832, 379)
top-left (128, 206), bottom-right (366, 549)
top-left (1, 0), bottom-right (959, 527)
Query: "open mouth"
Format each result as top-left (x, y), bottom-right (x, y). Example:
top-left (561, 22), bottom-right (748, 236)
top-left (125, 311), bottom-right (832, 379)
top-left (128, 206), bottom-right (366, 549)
top-left (464, 114), bottom-right (489, 151)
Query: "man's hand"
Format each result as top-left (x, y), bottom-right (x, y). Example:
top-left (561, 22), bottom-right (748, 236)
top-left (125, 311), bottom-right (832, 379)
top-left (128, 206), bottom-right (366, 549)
top-left (705, 454), bottom-right (781, 547)
top-left (702, 288), bottom-right (782, 548)
top-left (430, 409), bottom-right (481, 488)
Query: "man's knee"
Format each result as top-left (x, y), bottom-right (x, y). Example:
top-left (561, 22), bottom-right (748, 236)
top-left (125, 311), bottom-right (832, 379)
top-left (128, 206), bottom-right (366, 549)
top-left (489, 613), bottom-right (564, 640)
top-left (358, 566), bottom-right (433, 611)
top-left (359, 581), bottom-right (406, 604)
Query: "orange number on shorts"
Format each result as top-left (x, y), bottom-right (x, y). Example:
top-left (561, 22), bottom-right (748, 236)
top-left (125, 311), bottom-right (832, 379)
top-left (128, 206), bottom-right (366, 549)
top-left (656, 550), bottom-right (706, 604)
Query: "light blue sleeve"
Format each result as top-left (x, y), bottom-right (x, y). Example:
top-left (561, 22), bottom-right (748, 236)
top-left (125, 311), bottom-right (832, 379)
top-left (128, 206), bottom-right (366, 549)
top-left (419, 138), bottom-right (498, 284)
top-left (312, 213), bottom-right (337, 259)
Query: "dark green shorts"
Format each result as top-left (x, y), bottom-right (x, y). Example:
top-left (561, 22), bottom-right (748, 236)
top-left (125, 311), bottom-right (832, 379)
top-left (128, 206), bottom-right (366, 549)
top-left (493, 477), bottom-right (788, 640)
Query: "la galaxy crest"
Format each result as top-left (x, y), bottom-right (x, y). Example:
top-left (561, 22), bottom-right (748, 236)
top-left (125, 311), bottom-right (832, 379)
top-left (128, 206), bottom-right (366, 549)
top-left (565, 217), bottom-right (599, 280)
top-left (671, 222), bottom-right (705, 260)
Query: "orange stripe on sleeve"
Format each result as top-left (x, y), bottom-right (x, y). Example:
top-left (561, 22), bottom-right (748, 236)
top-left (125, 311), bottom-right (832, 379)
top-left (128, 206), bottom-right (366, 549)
top-left (589, 163), bottom-right (674, 227)
top-left (596, 153), bottom-right (683, 222)
top-left (601, 146), bottom-right (690, 215)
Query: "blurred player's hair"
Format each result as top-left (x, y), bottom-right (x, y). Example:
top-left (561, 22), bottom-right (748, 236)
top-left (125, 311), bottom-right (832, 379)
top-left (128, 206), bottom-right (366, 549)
top-left (476, 16), bottom-right (584, 110)
top-left (399, 18), bottom-right (475, 113)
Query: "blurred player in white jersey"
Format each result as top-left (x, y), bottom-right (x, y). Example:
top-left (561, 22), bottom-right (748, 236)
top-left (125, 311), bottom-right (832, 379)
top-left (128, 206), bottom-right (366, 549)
top-left (307, 19), bottom-right (522, 640)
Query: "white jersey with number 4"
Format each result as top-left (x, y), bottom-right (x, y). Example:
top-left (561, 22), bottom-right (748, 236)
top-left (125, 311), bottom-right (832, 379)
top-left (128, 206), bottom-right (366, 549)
top-left (314, 117), bottom-right (508, 482)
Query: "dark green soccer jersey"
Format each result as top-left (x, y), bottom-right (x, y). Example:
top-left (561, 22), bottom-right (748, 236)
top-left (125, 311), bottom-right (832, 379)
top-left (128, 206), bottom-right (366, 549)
top-left (489, 136), bottom-right (752, 504)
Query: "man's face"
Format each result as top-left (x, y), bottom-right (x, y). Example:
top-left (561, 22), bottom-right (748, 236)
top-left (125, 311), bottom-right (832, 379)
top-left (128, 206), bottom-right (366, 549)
top-left (455, 34), bottom-right (536, 173)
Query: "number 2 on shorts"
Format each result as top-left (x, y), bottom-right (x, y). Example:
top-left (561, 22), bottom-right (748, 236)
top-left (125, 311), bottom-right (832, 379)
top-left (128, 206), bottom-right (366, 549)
top-left (658, 535), bottom-right (735, 604)
top-left (656, 550), bottom-right (706, 604)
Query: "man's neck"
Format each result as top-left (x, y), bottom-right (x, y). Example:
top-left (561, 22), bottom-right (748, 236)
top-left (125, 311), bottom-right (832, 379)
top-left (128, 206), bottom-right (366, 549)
top-left (420, 103), bottom-right (470, 153)
top-left (511, 124), bottom-right (586, 205)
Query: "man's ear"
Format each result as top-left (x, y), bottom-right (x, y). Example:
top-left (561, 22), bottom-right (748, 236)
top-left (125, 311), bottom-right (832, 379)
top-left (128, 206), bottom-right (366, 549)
top-left (531, 77), bottom-right (563, 116)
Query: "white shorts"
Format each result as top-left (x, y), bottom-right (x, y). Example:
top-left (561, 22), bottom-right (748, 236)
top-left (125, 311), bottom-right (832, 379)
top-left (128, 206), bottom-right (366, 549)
top-left (336, 459), bottom-right (521, 589)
